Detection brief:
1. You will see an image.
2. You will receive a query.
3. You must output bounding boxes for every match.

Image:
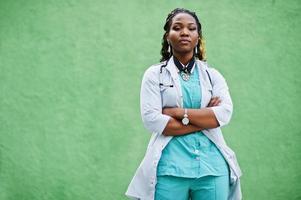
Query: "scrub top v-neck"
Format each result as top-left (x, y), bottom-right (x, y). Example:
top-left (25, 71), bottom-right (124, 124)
top-left (157, 64), bottom-right (229, 178)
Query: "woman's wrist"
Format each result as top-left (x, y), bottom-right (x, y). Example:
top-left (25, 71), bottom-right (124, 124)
top-left (177, 108), bottom-right (185, 120)
top-left (162, 107), bottom-right (190, 120)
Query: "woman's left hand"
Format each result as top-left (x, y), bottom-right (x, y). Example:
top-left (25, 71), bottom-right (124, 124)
top-left (207, 97), bottom-right (221, 107)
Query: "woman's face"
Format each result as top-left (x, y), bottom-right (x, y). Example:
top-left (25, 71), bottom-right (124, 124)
top-left (167, 13), bottom-right (199, 56)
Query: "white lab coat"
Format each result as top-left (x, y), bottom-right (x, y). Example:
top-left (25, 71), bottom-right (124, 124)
top-left (126, 57), bottom-right (242, 200)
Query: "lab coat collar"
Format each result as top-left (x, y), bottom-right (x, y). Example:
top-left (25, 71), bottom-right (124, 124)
top-left (166, 56), bottom-right (208, 76)
top-left (166, 56), bottom-right (200, 77)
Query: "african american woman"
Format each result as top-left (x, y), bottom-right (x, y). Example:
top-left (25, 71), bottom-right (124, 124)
top-left (126, 8), bottom-right (242, 200)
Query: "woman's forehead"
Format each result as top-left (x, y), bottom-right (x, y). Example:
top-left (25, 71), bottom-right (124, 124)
top-left (171, 13), bottom-right (196, 25)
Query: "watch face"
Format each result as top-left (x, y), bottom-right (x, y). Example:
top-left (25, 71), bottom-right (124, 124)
top-left (182, 117), bottom-right (189, 125)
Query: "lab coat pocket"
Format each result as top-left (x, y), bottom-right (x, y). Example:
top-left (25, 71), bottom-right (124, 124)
top-left (160, 86), bottom-right (177, 108)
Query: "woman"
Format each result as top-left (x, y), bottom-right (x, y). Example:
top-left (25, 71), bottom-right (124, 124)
top-left (126, 8), bottom-right (242, 200)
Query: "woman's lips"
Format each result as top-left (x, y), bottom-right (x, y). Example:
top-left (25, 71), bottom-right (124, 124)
top-left (179, 39), bottom-right (191, 44)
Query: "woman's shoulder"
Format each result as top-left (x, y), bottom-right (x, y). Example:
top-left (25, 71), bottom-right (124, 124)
top-left (148, 61), bottom-right (166, 71)
top-left (143, 61), bottom-right (166, 77)
top-left (196, 59), bottom-right (213, 70)
top-left (196, 60), bottom-right (222, 75)
top-left (196, 59), bottom-right (226, 83)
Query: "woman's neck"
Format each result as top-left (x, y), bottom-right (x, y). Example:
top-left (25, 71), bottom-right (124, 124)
top-left (173, 52), bottom-right (194, 65)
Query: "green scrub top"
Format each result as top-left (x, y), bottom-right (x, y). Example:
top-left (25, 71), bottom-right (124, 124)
top-left (157, 64), bottom-right (229, 178)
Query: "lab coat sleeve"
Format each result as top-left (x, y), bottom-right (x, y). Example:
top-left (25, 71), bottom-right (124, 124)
top-left (140, 67), bottom-right (171, 134)
top-left (209, 68), bottom-right (233, 127)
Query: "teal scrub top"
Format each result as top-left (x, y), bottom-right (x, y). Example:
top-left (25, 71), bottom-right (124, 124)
top-left (157, 65), bottom-right (229, 178)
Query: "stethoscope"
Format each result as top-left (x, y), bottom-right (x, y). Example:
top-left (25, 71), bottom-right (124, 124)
top-left (159, 59), bottom-right (213, 95)
top-left (159, 61), bottom-right (174, 88)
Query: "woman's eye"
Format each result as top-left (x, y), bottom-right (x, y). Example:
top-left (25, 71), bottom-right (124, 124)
top-left (172, 27), bottom-right (180, 31)
top-left (189, 27), bottom-right (197, 31)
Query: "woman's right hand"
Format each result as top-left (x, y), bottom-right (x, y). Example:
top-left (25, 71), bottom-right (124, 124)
top-left (207, 97), bottom-right (221, 107)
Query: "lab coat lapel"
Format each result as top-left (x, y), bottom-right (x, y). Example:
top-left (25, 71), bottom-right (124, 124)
top-left (197, 60), bottom-right (213, 108)
top-left (166, 57), bottom-right (183, 107)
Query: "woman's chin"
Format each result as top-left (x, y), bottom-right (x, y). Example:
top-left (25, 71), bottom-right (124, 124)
top-left (174, 48), bottom-right (194, 55)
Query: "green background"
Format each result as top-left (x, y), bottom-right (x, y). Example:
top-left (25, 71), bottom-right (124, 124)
top-left (0, 0), bottom-right (300, 199)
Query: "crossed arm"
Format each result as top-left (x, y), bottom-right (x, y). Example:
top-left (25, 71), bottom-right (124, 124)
top-left (162, 97), bottom-right (221, 136)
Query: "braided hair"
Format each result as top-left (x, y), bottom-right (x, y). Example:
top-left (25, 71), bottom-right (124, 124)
top-left (160, 8), bottom-right (206, 62)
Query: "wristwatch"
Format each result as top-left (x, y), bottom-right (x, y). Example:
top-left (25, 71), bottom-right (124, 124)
top-left (182, 108), bottom-right (189, 125)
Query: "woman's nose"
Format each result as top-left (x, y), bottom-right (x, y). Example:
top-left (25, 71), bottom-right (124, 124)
top-left (180, 28), bottom-right (189, 36)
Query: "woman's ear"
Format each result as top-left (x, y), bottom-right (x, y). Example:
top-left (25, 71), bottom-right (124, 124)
top-left (165, 33), bottom-right (169, 42)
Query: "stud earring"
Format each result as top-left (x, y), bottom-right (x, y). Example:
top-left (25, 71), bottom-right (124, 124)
top-left (167, 42), bottom-right (171, 53)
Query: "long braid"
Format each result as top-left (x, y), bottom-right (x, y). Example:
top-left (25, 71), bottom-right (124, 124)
top-left (160, 8), bottom-right (206, 62)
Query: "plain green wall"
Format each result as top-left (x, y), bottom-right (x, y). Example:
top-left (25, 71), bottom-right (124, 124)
top-left (0, 0), bottom-right (300, 199)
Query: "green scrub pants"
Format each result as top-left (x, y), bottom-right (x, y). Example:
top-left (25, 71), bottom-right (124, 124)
top-left (155, 175), bottom-right (229, 200)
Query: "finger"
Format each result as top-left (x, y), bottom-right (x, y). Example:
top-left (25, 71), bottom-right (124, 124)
top-left (210, 97), bottom-right (221, 107)
top-left (208, 98), bottom-right (215, 107)
top-left (208, 97), bottom-right (217, 107)
top-left (214, 99), bottom-right (221, 106)
top-left (211, 97), bottom-right (218, 104)
top-left (215, 97), bottom-right (222, 106)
